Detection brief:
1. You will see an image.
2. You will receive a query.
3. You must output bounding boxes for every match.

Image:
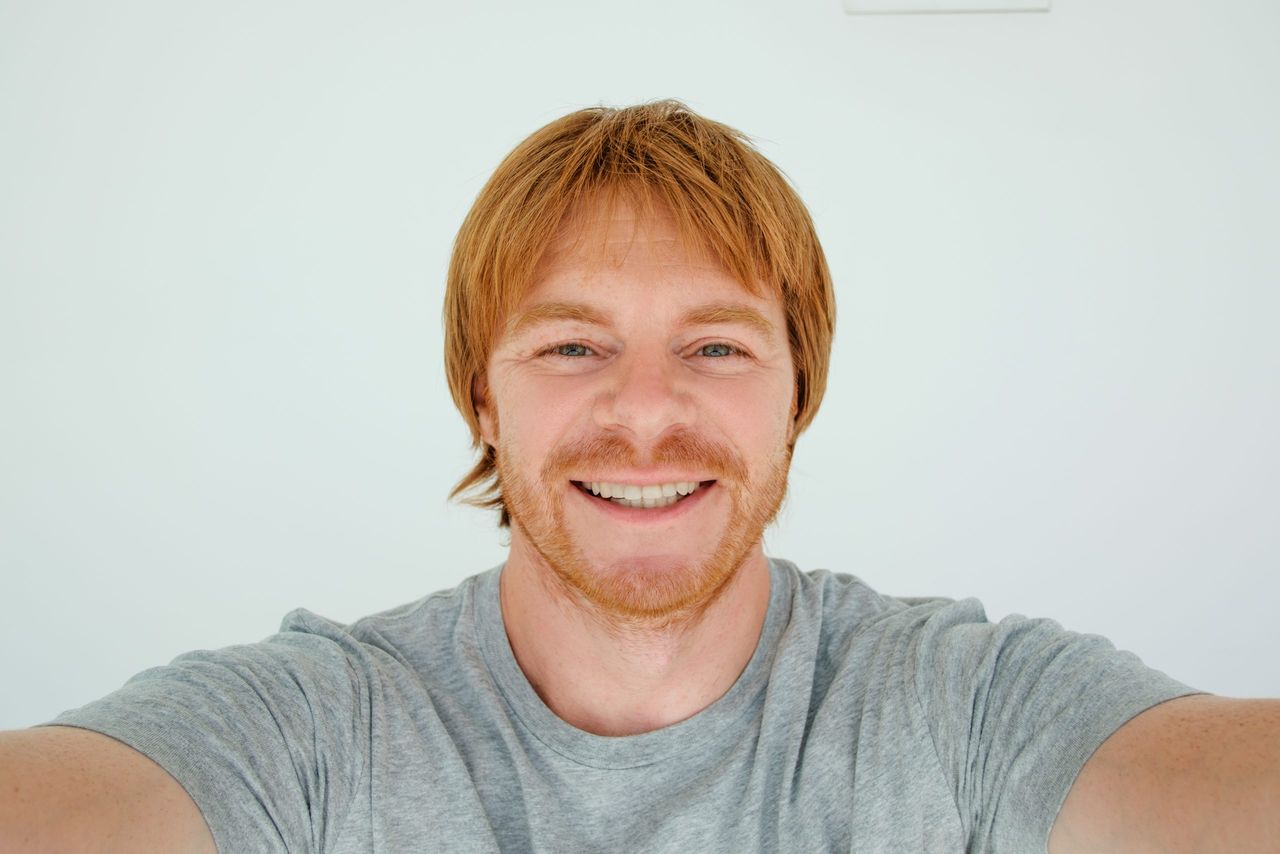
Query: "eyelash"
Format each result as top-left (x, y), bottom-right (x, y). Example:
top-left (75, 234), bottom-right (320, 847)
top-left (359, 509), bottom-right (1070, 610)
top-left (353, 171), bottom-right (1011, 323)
top-left (536, 342), bottom-right (746, 360)
top-left (695, 342), bottom-right (743, 359)
top-left (540, 342), bottom-right (595, 359)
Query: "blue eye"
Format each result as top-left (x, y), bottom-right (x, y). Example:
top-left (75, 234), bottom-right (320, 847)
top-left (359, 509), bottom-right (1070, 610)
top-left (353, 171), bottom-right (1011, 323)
top-left (698, 343), bottom-right (737, 358)
top-left (550, 343), bottom-right (593, 357)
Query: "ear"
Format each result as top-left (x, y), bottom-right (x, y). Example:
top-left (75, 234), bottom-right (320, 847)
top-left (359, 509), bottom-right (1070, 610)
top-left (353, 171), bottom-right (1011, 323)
top-left (787, 379), bottom-right (802, 445)
top-left (474, 373), bottom-right (498, 448)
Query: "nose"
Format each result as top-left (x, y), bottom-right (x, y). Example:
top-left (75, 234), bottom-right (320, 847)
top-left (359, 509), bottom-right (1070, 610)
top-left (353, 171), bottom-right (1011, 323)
top-left (593, 350), bottom-right (695, 443)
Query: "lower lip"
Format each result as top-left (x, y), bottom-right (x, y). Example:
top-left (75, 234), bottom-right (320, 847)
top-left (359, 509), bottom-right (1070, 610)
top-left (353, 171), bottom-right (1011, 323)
top-left (568, 481), bottom-right (716, 523)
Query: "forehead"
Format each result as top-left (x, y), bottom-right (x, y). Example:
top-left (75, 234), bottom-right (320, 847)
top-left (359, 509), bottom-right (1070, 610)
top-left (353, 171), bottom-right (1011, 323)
top-left (521, 196), bottom-right (775, 312)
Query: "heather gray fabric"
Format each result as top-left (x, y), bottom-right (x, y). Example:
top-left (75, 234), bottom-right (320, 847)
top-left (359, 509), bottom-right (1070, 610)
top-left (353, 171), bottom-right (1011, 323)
top-left (49, 559), bottom-right (1197, 853)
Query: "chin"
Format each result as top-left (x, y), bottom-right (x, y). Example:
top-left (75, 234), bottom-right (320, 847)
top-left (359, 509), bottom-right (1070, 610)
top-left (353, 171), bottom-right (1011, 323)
top-left (588, 551), bottom-right (709, 585)
top-left (547, 537), bottom-right (750, 625)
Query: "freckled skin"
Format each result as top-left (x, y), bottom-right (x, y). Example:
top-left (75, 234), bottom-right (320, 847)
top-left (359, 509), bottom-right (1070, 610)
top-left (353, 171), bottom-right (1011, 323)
top-left (478, 200), bottom-right (796, 628)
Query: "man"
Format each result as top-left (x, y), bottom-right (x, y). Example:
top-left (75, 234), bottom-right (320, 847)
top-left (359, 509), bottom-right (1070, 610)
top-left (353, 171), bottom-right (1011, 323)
top-left (1, 101), bottom-right (1276, 853)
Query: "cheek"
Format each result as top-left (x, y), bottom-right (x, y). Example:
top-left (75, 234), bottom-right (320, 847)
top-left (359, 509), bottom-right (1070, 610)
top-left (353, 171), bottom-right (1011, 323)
top-left (495, 381), bottom-right (581, 457)
top-left (704, 379), bottom-right (795, 448)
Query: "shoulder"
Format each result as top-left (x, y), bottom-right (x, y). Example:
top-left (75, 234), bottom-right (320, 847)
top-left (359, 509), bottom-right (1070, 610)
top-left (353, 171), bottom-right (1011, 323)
top-left (769, 558), bottom-right (1150, 695)
top-left (773, 557), bottom-right (987, 650)
top-left (84, 569), bottom-right (498, 708)
top-left (266, 568), bottom-right (495, 674)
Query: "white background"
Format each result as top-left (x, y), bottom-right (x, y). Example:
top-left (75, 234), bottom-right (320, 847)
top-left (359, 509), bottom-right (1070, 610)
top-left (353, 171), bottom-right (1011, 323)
top-left (2, 0), bottom-right (1276, 729)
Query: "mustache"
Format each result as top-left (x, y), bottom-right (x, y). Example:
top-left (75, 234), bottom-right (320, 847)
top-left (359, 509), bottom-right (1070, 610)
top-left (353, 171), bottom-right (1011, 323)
top-left (542, 431), bottom-right (748, 482)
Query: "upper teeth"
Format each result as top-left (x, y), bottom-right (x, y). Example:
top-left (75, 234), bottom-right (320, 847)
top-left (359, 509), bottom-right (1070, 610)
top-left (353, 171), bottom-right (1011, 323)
top-left (582, 480), bottom-right (701, 508)
top-left (586, 481), bottom-right (699, 499)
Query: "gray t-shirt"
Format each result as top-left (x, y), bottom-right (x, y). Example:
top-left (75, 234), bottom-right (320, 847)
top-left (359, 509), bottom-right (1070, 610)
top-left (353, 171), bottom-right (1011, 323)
top-left (49, 559), bottom-right (1196, 853)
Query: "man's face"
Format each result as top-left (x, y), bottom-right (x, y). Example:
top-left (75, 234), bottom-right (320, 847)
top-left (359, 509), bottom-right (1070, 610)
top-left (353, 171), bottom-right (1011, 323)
top-left (477, 199), bottom-right (796, 624)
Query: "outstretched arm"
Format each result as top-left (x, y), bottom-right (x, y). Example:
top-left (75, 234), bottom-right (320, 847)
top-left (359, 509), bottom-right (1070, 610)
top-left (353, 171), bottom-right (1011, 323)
top-left (1049, 695), bottom-right (1280, 853)
top-left (0, 726), bottom-right (216, 853)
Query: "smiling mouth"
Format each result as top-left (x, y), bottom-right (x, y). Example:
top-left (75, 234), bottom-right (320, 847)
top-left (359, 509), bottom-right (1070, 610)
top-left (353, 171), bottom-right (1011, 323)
top-left (572, 480), bottom-right (712, 509)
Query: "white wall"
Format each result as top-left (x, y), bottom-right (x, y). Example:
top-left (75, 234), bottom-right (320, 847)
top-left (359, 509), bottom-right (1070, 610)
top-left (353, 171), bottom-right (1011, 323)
top-left (2, 0), bottom-right (1276, 729)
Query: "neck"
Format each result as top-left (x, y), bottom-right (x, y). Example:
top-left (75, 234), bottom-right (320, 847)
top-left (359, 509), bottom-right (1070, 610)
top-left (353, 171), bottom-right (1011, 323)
top-left (498, 536), bottom-right (772, 737)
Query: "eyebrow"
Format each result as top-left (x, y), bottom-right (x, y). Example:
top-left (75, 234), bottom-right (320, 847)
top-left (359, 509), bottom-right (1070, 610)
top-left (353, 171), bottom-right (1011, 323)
top-left (505, 300), bottom-right (777, 342)
top-left (680, 304), bottom-right (777, 343)
top-left (505, 301), bottom-right (612, 337)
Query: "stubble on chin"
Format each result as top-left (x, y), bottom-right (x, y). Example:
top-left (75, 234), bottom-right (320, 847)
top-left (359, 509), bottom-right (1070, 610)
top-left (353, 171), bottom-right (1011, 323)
top-left (498, 431), bottom-right (791, 630)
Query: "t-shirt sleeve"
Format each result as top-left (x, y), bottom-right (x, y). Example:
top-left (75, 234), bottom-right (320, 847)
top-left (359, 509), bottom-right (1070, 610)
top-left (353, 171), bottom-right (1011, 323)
top-left (42, 610), bottom-right (372, 854)
top-left (907, 599), bottom-right (1201, 854)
